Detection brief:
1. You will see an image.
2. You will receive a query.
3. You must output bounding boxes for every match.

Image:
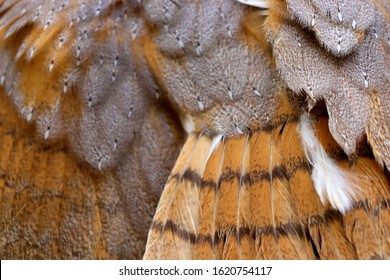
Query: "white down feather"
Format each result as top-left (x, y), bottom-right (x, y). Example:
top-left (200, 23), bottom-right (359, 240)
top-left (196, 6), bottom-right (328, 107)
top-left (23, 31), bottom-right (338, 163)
top-left (298, 114), bottom-right (359, 214)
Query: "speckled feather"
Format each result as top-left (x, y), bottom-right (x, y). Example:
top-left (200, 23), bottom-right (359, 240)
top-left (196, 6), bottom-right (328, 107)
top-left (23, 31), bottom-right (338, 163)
top-left (265, 0), bottom-right (390, 168)
top-left (145, 99), bottom-right (390, 260)
top-left (0, 0), bottom-right (185, 259)
top-left (0, 0), bottom-right (389, 260)
top-left (0, 0), bottom-right (153, 171)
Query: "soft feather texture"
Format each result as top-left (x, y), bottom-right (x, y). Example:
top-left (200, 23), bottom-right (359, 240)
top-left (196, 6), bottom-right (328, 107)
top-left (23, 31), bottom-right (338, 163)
top-left (298, 113), bottom-right (359, 214)
top-left (313, 114), bottom-right (390, 260)
top-left (0, 88), bottom-right (184, 259)
top-left (236, 0), bottom-right (269, 9)
top-left (144, 103), bottom-right (390, 259)
top-left (0, 0), bottom-right (154, 171)
top-left (0, 0), bottom-right (389, 260)
top-left (264, 0), bottom-right (390, 169)
top-left (0, 0), bottom-right (185, 259)
top-left (142, 0), bottom-right (285, 137)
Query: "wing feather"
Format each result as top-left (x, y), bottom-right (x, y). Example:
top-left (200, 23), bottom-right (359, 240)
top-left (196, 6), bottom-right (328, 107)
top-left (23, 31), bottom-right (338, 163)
top-left (264, 0), bottom-right (390, 169)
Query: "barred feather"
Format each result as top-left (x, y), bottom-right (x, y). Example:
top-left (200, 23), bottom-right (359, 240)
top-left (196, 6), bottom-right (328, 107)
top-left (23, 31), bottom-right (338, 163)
top-left (313, 113), bottom-right (390, 259)
top-left (144, 90), bottom-right (390, 259)
top-left (1, 0), bottom-right (389, 261)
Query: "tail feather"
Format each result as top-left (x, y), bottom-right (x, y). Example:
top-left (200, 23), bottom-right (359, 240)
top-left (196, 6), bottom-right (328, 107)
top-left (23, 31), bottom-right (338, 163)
top-left (308, 212), bottom-right (357, 259)
top-left (343, 158), bottom-right (390, 259)
top-left (144, 133), bottom-right (213, 259)
top-left (269, 128), bottom-right (307, 259)
top-left (193, 136), bottom-right (226, 259)
top-left (248, 130), bottom-right (278, 259)
top-left (310, 114), bottom-right (390, 259)
top-left (215, 135), bottom-right (248, 259)
top-left (145, 120), bottom-right (316, 259)
top-left (236, 134), bottom-right (254, 259)
top-left (144, 109), bottom-right (390, 260)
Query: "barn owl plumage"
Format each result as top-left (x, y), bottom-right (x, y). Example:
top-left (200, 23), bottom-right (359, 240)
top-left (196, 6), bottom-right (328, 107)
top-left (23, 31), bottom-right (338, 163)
top-left (0, 0), bottom-right (389, 260)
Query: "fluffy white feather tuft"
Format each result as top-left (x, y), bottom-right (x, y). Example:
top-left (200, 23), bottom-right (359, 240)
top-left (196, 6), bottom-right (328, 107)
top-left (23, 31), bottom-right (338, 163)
top-left (179, 114), bottom-right (195, 135)
top-left (235, 0), bottom-right (269, 9)
top-left (298, 114), bottom-right (359, 214)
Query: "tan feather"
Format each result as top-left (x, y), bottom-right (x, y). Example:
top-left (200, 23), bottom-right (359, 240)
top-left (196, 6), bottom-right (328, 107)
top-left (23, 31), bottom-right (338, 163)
top-left (144, 92), bottom-right (390, 260)
top-left (313, 113), bottom-right (390, 259)
top-left (1, 0), bottom-right (389, 261)
top-left (144, 133), bottom-right (213, 259)
top-left (0, 86), bottom-right (184, 259)
top-left (143, 92), bottom-right (320, 259)
top-left (193, 136), bottom-right (226, 259)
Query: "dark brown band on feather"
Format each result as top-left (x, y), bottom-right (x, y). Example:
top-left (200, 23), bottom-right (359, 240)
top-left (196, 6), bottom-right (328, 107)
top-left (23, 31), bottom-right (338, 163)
top-left (150, 209), bottom-right (343, 246)
top-left (168, 158), bottom-right (309, 189)
top-left (353, 199), bottom-right (390, 217)
top-left (150, 200), bottom-right (390, 246)
top-left (369, 254), bottom-right (384, 260)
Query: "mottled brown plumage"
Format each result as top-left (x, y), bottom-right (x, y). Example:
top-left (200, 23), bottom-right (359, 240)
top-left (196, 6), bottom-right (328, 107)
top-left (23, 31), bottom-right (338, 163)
top-left (0, 0), bottom-right (185, 259)
top-left (145, 103), bottom-right (390, 260)
top-left (0, 0), bottom-right (389, 260)
top-left (265, 0), bottom-right (390, 168)
top-left (0, 86), bottom-right (184, 259)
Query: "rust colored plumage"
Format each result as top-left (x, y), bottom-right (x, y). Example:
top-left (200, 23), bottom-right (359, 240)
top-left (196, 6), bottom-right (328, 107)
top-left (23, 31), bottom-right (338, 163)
top-left (0, 87), bottom-right (184, 259)
top-left (0, 0), bottom-right (389, 260)
top-left (144, 98), bottom-right (390, 259)
top-left (0, 0), bottom-right (186, 259)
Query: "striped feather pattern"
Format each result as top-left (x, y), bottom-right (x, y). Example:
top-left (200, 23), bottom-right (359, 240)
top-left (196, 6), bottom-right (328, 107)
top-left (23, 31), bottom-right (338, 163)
top-left (144, 98), bottom-right (390, 260)
top-left (313, 116), bottom-right (390, 259)
top-left (0, 0), bottom-right (389, 260)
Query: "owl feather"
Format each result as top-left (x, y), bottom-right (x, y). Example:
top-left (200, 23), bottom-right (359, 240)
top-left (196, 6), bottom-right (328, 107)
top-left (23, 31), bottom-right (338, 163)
top-left (144, 0), bottom-right (390, 259)
top-left (0, 0), bottom-right (389, 260)
top-left (264, 0), bottom-right (390, 169)
top-left (0, 0), bottom-right (185, 259)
